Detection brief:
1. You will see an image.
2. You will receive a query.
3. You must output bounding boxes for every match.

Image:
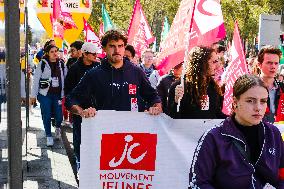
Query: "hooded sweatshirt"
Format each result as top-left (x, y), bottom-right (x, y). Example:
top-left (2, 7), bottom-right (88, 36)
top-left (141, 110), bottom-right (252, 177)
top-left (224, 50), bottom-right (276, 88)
top-left (65, 58), bottom-right (161, 111)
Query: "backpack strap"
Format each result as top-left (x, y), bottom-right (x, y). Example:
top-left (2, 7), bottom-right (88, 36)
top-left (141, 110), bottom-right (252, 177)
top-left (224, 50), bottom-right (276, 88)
top-left (59, 60), bottom-right (65, 76)
top-left (40, 59), bottom-right (48, 73)
top-left (41, 59), bottom-right (65, 76)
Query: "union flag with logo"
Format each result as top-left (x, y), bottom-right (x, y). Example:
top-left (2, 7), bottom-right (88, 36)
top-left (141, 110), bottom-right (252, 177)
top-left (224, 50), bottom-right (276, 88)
top-left (100, 133), bottom-right (157, 171)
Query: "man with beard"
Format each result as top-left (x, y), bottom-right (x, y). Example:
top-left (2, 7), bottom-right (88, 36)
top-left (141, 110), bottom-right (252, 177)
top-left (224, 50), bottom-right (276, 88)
top-left (66, 29), bottom-right (162, 121)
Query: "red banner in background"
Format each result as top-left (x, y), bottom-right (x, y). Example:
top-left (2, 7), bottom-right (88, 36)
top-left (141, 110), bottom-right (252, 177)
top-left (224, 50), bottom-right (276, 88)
top-left (156, 0), bottom-right (195, 75)
top-left (222, 21), bottom-right (248, 115)
top-left (188, 0), bottom-right (226, 49)
top-left (156, 0), bottom-right (226, 75)
top-left (127, 0), bottom-right (155, 57)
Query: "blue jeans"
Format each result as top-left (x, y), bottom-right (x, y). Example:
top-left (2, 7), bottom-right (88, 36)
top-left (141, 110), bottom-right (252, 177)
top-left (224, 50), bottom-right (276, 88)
top-left (38, 93), bottom-right (62, 137)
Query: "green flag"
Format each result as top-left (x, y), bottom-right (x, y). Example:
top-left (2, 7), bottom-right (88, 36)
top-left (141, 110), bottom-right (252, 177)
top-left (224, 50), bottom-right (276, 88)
top-left (102, 4), bottom-right (115, 32)
top-left (62, 40), bottom-right (69, 56)
top-left (160, 16), bottom-right (170, 43)
top-left (279, 45), bottom-right (284, 64)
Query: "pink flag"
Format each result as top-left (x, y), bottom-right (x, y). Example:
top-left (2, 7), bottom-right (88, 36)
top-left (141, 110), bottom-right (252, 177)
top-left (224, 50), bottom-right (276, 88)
top-left (127, 0), bottom-right (155, 57)
top-left (60, 12), bottom-right (78, 29)
top-left (222, 21), bottom-right (248, 115)
top-left (53, 21), bottom-right (64, 40)
top-left (99, 21), bottom-right (105, 38)
top-left (53, 0), bottom-right (77, 29)
top-left (52, 0), bottom-right (61, 20)
top-left (156, 0), bottom-right (226, 75)
top-left (50, 14), bottom-right (64, 39)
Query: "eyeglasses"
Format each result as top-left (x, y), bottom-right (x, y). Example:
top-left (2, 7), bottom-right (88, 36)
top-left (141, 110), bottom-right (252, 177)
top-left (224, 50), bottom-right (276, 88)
top-left (70, 49), bottom-right (77, 53)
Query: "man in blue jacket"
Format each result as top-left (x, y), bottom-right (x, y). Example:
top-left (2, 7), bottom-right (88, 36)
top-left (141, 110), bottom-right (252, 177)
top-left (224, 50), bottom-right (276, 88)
top-left (65, 30), bottom-right (162, 119)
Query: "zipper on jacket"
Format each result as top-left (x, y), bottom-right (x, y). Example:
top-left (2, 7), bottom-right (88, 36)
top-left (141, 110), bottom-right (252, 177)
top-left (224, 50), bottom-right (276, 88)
top-left (222, 133), bottom-right (257, 189)
top-left (255, 122), bottom-right (266, 165)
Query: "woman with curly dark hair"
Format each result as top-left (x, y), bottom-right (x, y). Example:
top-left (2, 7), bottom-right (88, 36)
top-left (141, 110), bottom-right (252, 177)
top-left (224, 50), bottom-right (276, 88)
top-left (168, 46), bottom-right (226, 119)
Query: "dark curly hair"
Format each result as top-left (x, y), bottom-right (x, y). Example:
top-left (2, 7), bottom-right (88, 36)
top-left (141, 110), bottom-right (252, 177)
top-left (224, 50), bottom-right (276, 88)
top-left (101, 30), bottom-right (128, 48)
top-left (184, 46), bottom-right (222, 106)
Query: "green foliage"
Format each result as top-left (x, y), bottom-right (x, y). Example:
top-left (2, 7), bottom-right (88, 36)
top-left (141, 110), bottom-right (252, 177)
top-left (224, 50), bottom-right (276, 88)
top-left (221, 0), bottom-right (283, 44)
top-left (81, 0), bottom-right (283, 47)
top-left (85, 0), bottom-right (180, 47)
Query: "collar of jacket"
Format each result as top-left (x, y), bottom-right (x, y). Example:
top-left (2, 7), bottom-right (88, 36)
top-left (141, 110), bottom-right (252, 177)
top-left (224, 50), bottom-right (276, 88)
top-left (221, 117), bottom-right (266, 147)
top-left (78, 57), bottom-right (99, 67)
top-left (220, 117), bottom-right (252, 144)
top-left (101, 57), bottom-right (132, 71)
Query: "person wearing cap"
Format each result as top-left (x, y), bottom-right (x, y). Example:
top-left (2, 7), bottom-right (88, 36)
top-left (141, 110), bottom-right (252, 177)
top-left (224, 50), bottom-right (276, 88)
top-left (65, 29), bottom-right (162, 118)
top-left (30, 44), bottom-right (67, 147)
top-left (64, 42), bottom-right (101, 172)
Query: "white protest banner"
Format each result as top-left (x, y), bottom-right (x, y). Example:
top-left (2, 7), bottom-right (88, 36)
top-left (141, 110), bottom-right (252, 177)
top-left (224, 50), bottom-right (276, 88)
top-left (80, 110), bottom-right (223, 189)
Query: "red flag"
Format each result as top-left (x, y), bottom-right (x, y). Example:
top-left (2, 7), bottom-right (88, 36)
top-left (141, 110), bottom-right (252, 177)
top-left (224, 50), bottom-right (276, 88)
top-left (83, 18), bottom-right (105, 58)
top-left (127, 0), bottom-right (155, 57)
top-left (188, 0), bottom-right (226, 49)
top-left (156, 0), bottom-right (195, 75)
top-left (222, 21), bottom-right (248, 115)
top-left (156, 0), bottom-right (226, 75)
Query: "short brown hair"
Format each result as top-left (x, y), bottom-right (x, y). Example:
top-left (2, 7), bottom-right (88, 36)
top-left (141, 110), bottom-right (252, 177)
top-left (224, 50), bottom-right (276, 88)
top-left (233, 74), bottom-right (268, 100)
top-left (101, 30), bottom-right (128, 48)
top-left (257, 45), bottom-right (282, 64)
top-left (231, 74), bottom-right (268, 115)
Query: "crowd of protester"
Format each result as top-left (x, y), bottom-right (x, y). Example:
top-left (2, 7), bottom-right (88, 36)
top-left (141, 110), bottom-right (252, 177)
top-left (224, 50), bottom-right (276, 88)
top-left (11, 29), bottom-right (284, 187)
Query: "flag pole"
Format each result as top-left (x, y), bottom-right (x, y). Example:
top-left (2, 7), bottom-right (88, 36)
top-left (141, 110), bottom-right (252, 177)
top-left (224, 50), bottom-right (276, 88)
top-left (24, 0), bottom-right (30, 173)
top-left (177, 0), bottom-right (197, 112)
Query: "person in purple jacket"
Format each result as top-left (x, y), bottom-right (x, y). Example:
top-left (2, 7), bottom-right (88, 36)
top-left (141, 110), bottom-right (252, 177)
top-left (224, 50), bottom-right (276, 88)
top-left (189, 74), bottom-right (284, 189)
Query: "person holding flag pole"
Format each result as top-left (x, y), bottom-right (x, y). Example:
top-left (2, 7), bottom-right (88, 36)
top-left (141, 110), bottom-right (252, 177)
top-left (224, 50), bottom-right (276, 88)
top-left (168, 46), bottom-right (225, 119)
top-left (155, 0), bottom-right (227, 116)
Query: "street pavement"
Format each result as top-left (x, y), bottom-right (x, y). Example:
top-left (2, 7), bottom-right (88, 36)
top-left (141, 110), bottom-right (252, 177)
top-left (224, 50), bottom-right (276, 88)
top-left (0, 104), bottom-right (78, 189)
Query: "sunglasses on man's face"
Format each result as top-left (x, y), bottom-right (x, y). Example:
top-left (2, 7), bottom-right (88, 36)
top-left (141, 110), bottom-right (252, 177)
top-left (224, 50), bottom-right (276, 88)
top-left (86, 52), bottom-right (97, 56)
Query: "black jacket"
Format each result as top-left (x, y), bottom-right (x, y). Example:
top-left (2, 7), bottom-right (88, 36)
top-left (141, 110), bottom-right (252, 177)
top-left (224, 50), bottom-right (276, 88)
top-left (64, 57), bottom-right (100, 96)
top-left (168, 78), bottom-right (226, 119)
top-left (66, 57), bottom-right (79, 70)
top-left (65, 58), bottom-right (161, 111)
top-left (156, 73), bottom-right (178, 115)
